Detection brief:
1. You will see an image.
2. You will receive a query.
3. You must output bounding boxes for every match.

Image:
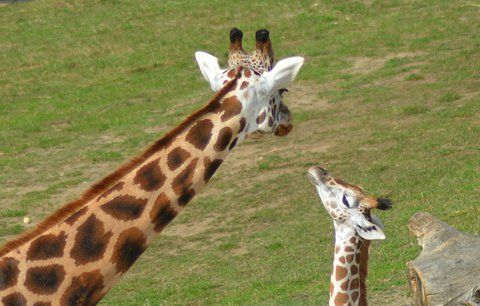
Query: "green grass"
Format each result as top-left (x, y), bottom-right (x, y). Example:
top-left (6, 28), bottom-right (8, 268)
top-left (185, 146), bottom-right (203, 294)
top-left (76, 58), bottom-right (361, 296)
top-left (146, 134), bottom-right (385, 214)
top-left (1, 0), bottom-right (479, 305)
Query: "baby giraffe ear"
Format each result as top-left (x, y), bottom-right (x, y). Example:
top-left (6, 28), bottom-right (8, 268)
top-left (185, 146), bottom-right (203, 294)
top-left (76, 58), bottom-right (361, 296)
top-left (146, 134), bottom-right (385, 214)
top-left (258, 56), bottom-right (304, 96)
top-left (353, 214), bottom-right (386, 240)
top-left (195, 51), bottom-right (224, 92)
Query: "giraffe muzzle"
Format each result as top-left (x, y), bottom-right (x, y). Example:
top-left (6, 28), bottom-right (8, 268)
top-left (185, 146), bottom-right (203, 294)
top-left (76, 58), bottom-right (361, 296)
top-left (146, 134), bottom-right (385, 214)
top-left (274, 103), bottom-right (292, 136)
top-left (307, 166), bottom-right (328, 185)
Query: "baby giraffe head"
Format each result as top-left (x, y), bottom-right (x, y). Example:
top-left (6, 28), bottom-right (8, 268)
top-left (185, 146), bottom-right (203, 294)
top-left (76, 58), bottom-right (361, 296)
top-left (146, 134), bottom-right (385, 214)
top-left (307, 166), bottom-right (392, 240)
top-left (195, 51), bottom-right (303, 137)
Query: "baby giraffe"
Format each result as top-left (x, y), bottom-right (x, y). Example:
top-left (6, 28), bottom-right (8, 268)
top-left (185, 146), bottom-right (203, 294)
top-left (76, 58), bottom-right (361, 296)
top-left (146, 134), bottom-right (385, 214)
top-left (307, 166), bottom-right (392, 306)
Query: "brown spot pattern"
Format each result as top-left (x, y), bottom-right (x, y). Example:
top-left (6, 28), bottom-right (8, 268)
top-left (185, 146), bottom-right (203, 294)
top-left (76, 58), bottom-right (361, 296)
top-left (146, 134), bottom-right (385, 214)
top-left (110, 227), bottom-right (147, 274)
top-left (350, 277), bottom-right (360, 290)
top-left (352, 291), bottom-right (359, 302)
top-left (33, 303), bottom-right (51, 306)
top-left (256, 111), bottom-right (266, 124)
top-left (268, 116), bottom-right (274, 127)
top-left (133, 158), bottom-right (165, 192)
top-left (203, 157), bottom-right (223, 182)
top-left (240, 81), bottom-right (249, 89)
top-left (238, 117), bottom-right (246, 133)
top-left (60, 270), bottom-right (105, 306)
top-left (70, 215), bottom-right (112, 265)
top-left (178, 189), bottom-right (195, 207)
top-left (167, 147), bottom-right (191, 171)
top-left (214, 127), bottom-right (233, 152)
top-left (335, 266), bottom-right (348, 281)
top-left (340, 279), bottom-right (349, 291)
top-left (346, 254), bottom-right (354, 263)
top-left (24, 264), bottom-right (65, 295)
top-left (0, 257), bottom-right (20, 290)
top-left (215, 96), bottom-right (243, 122)
top-left (339, 256), bottom-right (346, 264)
top-left (150, 193), bottom-right (177, 232)
top-left (334, 292), bottom-right (349, 305)
top-left (185, 119), bottom-right (214, 150)
top-left (64, 207), bottom-right (88, 225)
top-left (244, 68), bottom-right (252, 78)
top-left (172, 158), bottom-right (198, 195)
top-left (351, 265), bottom-right (359, 275)
top-left (229, 137), bottom-right (238, 151)
top-left (101, 195), bottom-right (147, 221)
top-left (2, 293), bottom-right (26, 306)
top-left (227, 69), bottom-right (236, 78)
top-left (26, 231), bottom-right (67, 261)
top-left (345, 246), bottom-right (354, 252)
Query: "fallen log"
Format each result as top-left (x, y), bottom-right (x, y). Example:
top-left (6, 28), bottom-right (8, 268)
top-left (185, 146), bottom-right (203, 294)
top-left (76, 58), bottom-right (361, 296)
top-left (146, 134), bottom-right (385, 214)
top-left (407, 212), bottom-right (480, 306)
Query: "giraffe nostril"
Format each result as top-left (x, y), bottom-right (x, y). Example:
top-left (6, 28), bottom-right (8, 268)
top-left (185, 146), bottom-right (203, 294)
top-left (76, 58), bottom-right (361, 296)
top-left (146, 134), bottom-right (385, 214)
top-left (318, 167), bottom-right (327, 176)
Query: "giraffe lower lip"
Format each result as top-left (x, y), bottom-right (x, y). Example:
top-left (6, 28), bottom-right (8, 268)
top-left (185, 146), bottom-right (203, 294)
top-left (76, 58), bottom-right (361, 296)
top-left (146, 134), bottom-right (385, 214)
top-left (307, 173), bottom-right (318, 185)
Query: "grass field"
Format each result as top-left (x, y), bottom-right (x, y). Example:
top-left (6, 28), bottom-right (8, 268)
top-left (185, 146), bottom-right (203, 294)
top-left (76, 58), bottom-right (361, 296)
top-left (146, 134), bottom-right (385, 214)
top-left (1, 0), bottom-right (479, 304)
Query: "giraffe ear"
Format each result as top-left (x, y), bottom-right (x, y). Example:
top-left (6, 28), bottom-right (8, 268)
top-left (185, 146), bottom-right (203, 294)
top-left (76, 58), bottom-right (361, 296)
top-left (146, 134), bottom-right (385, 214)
top-left (354, 215), bottom-right (386, 240)
top-left (195, 51), bottom-right (224, 92)
top-left (258, 56), bottom-right (304, 95)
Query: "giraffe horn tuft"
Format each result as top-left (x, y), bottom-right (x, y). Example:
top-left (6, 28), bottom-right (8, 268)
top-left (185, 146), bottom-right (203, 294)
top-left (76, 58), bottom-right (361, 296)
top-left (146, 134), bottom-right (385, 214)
top-left (255, 29), bottom-right (270, 43)
top-left (377, 197), bottom-right (393, 210)
top-left (229, 27), bottom-right (244, 50)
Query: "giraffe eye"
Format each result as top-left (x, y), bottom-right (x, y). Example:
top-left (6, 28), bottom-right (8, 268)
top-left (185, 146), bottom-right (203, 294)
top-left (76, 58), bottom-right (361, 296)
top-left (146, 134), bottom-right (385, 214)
top-left (342, 194), bottom-right (350, 208)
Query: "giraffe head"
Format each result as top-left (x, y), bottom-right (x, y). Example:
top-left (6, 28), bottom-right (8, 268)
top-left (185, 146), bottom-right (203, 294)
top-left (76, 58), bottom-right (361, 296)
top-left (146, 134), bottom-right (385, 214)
top-left (195, 50), bottom-right (303, 137)
top-left (307, 166), bottom-right (392, 240)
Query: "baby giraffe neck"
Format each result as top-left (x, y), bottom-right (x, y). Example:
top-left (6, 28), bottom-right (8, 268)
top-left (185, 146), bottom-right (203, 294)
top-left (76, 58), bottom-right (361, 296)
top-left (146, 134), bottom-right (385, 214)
top-left (329, 226), bottom-right (367, 306)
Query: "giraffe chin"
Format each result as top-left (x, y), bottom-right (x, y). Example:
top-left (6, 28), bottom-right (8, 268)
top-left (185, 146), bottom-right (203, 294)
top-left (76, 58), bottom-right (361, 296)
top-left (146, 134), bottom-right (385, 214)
top-left (274, 124), bottom-right (293, 136)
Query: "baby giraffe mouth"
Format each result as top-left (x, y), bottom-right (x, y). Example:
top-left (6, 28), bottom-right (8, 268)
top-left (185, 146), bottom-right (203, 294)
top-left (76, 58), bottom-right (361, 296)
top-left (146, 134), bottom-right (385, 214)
top-left (307, 166), bottom-right (328, 185)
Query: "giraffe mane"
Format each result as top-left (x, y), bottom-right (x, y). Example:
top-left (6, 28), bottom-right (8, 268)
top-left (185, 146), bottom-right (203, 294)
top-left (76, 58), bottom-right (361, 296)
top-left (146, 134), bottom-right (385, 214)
top-left (359, 239), bottom-right (371, 306)
top-left (0, 67), bottom-right (243, 258)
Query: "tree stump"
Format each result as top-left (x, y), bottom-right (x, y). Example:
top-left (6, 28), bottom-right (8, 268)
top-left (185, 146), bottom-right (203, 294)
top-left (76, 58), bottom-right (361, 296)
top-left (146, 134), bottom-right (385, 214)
top-left (407, 212), bottom-right (480, 306)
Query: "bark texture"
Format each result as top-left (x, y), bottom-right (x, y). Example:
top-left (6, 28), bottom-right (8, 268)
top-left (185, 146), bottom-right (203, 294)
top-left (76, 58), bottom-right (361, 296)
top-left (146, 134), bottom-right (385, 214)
top-left (407, 212), bottom-right (480, 306)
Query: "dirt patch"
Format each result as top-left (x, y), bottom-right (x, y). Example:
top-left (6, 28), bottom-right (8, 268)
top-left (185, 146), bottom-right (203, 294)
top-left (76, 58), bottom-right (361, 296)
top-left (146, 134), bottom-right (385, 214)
top-left (163, 218), bottom-right (213, 238)
top-left (371, 284), bottom-right (412, 306)
top-left (95, 132), bottom-right (128, 145)
top-left (343, 52), bottom-right (424, 75)
top-left (287, 81), bottom-right (331, 111)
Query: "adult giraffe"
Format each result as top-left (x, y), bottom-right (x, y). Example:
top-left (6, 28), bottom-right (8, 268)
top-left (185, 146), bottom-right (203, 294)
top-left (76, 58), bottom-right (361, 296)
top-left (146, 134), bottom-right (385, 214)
top-left (0, 46), bottom-right (304, 304)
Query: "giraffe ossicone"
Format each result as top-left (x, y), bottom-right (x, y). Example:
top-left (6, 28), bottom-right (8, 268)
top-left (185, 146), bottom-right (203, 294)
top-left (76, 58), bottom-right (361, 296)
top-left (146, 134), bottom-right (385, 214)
top-left (0, 34), bottom-right (304, 303)
top-left (227, 27), bottom-right (274, 75)
top-left (307, 166), bottom-right (392, 306)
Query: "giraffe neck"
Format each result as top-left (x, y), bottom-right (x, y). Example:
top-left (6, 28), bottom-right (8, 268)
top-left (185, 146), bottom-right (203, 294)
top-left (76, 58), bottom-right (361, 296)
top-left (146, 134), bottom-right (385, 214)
top-left (329, 225), bottom-right (366, 306)
top-left (0, 71), bottom-right (251, 304)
